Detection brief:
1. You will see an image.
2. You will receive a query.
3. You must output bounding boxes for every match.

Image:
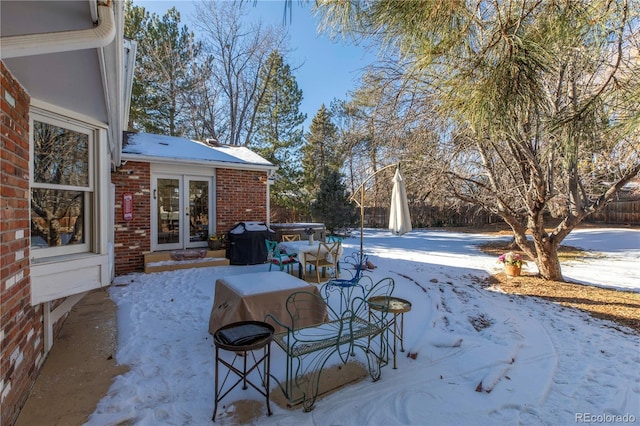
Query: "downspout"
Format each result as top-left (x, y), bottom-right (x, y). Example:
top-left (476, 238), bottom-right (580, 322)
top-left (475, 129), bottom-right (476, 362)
top-left (0, 0), bottom-right (115, 59)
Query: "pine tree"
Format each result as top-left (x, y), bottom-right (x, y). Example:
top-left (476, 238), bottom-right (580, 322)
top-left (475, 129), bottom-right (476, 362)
top-left (125, 2), bottom-right (203, 136)
top-left (252, 51), bottom-right (306, 213)
top-left (302, 105), bottom-right (342, 195)
top-left (311, 169), bottom-right (357, 233)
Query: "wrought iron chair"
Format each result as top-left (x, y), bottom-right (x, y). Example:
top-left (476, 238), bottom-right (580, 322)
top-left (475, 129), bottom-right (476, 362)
top-left (322, 252), bottom-right (372, 312)
top-left (265, 240), bottom-right (297, 273)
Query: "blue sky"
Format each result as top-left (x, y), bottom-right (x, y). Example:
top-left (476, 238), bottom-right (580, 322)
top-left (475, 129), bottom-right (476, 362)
top-left (136, 0), bottom-right (378, 131)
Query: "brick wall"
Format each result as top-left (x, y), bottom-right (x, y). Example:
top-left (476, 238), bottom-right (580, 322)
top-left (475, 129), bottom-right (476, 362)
top-left (1, 61), bottom-right (43, 426)
top-left (215, 168), bottom-right (268, 233)
top-left (112, 161), bottom-right (151, 275)
top-left (111, 164), bottom-right (268, 275)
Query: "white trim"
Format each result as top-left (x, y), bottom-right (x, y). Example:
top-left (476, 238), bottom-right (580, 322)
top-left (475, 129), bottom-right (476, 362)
top-left (150, 173), bottom-right (216, 252)
top-left (43, 292), bottom-right (87, 352)
top-left (29, 113), bottom-right (96, 259)
top-left (95, 128), bottom-right (110, 255)
top-left (152, 163), bottom-right (217, 177)
top-left (31, 254), bottom-right (109, 305)
top-left (30, 115), bottom-right (94, 190)
top-left (31, 99), bottom-right (109, 130)
top-left (123, 153), bottom-right (277, 173)
top-left (184, 175), bottom-right (213, 249)
top-left (122, 38), bottom-right (137, 138)
top-left (152, 175), bottom-right (183, 251)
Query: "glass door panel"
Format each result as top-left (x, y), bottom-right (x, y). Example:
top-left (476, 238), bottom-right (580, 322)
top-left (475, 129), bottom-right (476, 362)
top-left (187, 178), bottom-right (209, 244)
top-left (157, 178), bottom-right (181, 246)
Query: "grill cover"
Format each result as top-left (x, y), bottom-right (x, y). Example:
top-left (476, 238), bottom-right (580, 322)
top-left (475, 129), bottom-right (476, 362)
top-left (227, 222), bottom-right (276, 265)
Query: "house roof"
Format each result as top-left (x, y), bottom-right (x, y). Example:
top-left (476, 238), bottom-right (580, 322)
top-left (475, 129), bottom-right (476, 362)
top-left (121, 132), bottom-right (276, 171)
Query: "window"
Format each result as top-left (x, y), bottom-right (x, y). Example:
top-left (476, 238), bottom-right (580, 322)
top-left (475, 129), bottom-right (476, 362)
top-left (30, 113), bottom-right (94, 258)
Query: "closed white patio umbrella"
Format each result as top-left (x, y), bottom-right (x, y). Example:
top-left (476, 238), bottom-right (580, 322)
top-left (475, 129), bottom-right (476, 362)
top-left (389, 167), bottom-right (412, 235)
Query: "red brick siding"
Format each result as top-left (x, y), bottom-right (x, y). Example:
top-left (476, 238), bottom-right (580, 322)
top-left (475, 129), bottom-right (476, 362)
top-left (111, 165), bottom-right (268, 275)
top-left (215, 169), bottom-right (268, 233)
top-left (1, 61), bottom-right (43, 426)
top-left (112, 161), bottom-right (151, 275)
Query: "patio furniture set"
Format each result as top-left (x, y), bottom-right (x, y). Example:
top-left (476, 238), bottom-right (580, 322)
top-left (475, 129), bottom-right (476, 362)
top-left (210, 253), bottom-right (412, 420)
top-left (266, 235), bottom-right (344, 283)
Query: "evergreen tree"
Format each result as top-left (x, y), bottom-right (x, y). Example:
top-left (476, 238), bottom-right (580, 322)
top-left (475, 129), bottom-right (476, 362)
top-left (252, 51), bottom-right (306, 213)
top-left (125, 2), bottom-right (203, 136)
top-left (302, 105), bottom-right (341, 194)
top-left (311, 169), bottom-right (357, 233)
top-left (123, 0), bottom-right (150, 131)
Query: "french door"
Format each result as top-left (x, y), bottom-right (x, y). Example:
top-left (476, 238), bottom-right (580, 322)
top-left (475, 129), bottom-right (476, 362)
top-left (153, 175), bottom-right (212, 251)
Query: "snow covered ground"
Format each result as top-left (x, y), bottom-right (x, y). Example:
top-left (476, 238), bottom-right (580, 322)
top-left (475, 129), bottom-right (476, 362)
top-left (87, 228), bottom-right (639, 426)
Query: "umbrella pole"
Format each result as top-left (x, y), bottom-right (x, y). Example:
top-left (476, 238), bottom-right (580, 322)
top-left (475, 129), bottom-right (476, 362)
top-left (350, 163), bottom-right (399, 264)
top-left (360, 185), bottom-right (365, 263)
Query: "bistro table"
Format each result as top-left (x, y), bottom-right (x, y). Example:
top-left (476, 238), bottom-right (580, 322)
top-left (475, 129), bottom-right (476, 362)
top-left (367, 295), bottom-right (412, 369)
top-left (212, 320), bottom-right (274, 421)
top-left (279, 240), bottom-right (344, 280)
top-left (208, 271), bottom-right (328, 334)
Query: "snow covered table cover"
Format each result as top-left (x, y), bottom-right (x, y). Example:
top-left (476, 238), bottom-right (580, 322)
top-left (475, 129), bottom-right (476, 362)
top-left (208, 271), bottom-right (327, 334)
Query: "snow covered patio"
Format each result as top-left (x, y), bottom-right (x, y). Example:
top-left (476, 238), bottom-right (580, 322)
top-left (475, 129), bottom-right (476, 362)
top-left (84, 227), bottom-right (639, 425)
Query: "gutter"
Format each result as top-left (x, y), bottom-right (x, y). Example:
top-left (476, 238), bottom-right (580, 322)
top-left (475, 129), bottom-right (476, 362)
top-left (0, 1), bottom-right (116, 59)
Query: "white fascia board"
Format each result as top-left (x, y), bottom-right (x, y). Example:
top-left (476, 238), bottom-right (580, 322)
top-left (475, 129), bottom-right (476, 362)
top-left (99, 0), bottom-right (125, 169)
top-left (120, 153), bottom-right (278, 173)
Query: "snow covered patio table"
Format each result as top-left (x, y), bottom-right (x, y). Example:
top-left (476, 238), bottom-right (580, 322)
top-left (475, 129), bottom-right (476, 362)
top-left (208, 271), bottom-right (328, 334)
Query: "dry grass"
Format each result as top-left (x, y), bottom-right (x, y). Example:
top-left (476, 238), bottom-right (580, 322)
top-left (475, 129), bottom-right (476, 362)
top-left (475, 233), bottom-right (640, 335)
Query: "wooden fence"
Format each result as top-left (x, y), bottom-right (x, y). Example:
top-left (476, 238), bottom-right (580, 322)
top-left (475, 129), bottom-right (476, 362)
top-left (364, 204), bottom-right (502, 228)
top-left (366, 200), bottom-right (640, 228)
top-left (585, 200), bottom-right (640, 225)
top-left (271, 200), bottom-right (640, 229)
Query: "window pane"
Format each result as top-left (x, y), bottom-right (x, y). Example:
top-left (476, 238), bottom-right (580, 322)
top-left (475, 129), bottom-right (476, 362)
top-left (157, 178), bottom-right (180, 244)
top-left (189, 180), bottom-right (209, 242)
top-left (33, 121), bottom-right (89, 186)
top-left (31, 189), bottom-right (85, 248)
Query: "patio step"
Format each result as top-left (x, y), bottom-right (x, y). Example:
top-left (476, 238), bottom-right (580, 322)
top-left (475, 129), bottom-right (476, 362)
top-left (144, 249), bottom-right (230, 273)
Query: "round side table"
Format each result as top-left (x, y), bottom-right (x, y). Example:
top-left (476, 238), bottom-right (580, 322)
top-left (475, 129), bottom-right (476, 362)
top-left (367, 296), bottom-right (412, 369)
top-left (212, 320), bottom-right (274, 421)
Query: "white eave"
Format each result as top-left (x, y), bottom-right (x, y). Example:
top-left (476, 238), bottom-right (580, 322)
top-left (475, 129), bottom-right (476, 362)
top-left (0, 2), bottom-right (115, 58)
top-left (0, 0), bottom-right (131, 169)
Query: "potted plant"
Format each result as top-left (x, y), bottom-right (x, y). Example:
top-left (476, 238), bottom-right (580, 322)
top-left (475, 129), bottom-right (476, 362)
top-left (497, 251), bottom-right (527, 276)
top-left (208, 233), bottom-right (226, 250)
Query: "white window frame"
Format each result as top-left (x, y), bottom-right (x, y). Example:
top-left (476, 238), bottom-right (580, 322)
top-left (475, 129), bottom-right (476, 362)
top-left (30, 109), bottom-right (96, 259)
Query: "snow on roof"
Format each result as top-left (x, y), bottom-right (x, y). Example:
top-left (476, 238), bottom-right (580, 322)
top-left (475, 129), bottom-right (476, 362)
top-left (122, 133), bottom-right (274, 169)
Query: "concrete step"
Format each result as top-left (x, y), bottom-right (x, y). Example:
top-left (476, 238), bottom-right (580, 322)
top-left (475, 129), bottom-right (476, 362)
top-left (144, 249), bottom-right (230, 273)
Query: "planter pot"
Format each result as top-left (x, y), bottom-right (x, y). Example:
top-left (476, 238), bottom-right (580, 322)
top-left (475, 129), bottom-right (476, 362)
top-left (208, 240), bottom-right (223, 250)
top-left (504, 264), bottom-right (522, 277)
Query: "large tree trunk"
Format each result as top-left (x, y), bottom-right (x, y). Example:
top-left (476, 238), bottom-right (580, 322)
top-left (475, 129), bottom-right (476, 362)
top-left (504, 212), bottom-right (565, 281)
top-left (531, 237), bottom-right (563, 281)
